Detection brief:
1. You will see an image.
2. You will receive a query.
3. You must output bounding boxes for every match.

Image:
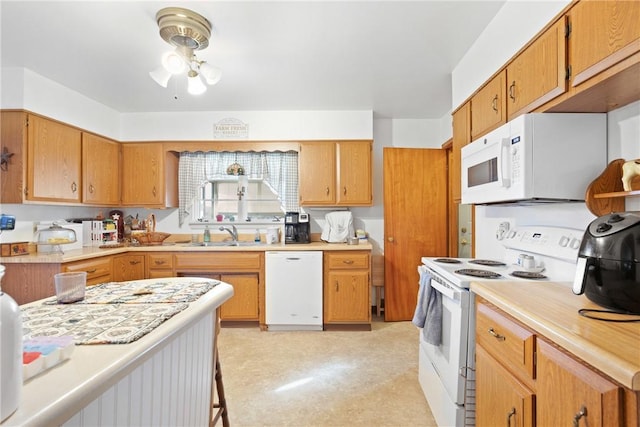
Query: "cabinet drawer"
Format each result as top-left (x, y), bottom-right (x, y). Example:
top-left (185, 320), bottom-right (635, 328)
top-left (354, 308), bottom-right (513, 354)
top-left (63, 257), bottom-right (112, 286)
top-left (175, 252), bottom-right (262, 270)
top-left (147, 253), bottom-right (174, 270)
top-left (326, 251), bottom-right (370, 269)
top-left (476, 302), bottom-right (535, 381)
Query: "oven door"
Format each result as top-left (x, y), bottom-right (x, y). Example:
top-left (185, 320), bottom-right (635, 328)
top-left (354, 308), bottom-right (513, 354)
top-left (461, 123), bottom-right (513, 205)
top-left (419, 271), bottom-right (471, 405)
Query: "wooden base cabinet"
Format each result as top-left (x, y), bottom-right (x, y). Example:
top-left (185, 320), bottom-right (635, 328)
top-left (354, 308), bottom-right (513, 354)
top-left (112, 254), bottom-right (145, 282)
top-left (63, 257), bottom-right (112, 286)
top-left (219, 273), bottom-right (259, 321)
top-left (476, 346), bottom-right (534, 427)
top-left (323, 251), bottom-right (371, 330)
top-left (536, 339), bottom-right (623, 427)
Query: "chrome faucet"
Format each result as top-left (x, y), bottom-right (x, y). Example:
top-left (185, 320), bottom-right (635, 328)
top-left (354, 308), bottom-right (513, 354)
top-left (219, 225), bottom-right (239, 244)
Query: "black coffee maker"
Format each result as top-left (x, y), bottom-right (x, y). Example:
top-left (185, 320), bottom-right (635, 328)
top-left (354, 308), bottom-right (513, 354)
top-left (284, 212), bottom-right (311, 244)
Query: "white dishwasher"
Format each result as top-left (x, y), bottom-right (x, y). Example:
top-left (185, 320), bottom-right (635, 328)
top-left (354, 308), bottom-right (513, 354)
top-left (265, 251), bottom-right (323, 331)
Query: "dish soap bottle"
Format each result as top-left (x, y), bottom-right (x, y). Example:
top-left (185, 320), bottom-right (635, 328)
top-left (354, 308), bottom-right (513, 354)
top-left (203, 226), bottom-right (211, 243)
top-left (254, 229), bottom-right (261, 243)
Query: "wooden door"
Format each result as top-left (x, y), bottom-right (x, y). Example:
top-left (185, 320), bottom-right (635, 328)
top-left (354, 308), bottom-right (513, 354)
top-left (569, 0), bottom-right (640, 86)
top-left (219, 273), bottom-right (260, 321)
top-left (506, 18), bottom-right (567, 120)
top-left (82, 133), bottom-right (120, 205)
top-left (336, 141), bottom-right (372, 205)
top-left (324, 270), bottom-right (370, 323)
top-left (121, 143), bottom-right (164, 206)
top-left (383, 148), bottom-right (448, 321)
top-left (27, 114), bottom-right (82, 202)
top-left (112, 254), bottom-right (145, 282)
top-left (470, 70), bottom-right (506, 140)
top-left (298, 141), bottom-right (336, 205)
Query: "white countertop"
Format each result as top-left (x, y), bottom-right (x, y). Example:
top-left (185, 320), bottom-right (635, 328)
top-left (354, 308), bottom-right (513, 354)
top-left (1, 278), bottom-right (234, 426)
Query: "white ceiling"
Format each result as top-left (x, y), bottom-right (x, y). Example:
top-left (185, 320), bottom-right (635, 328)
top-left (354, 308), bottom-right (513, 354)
top-left (0, 1), bottom-right (505, 119)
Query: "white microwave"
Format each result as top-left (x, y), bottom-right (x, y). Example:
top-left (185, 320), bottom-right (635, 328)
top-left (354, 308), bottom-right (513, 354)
top-left (461, 113), bottom-right (607, 205)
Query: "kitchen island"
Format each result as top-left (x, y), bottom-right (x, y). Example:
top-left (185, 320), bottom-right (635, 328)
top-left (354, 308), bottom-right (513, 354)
top-left (1, 277), bottom-right (234, 427)
top-left (471, 280), bottom-right (640, 426)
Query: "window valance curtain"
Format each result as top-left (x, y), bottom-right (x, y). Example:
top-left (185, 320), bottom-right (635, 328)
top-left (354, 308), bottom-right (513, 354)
top-left (178, 151), bottom-right (299, 226)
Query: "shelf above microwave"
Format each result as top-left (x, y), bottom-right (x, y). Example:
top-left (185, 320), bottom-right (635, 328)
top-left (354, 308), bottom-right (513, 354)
top-left (585, 158), bottom-right (640, 216)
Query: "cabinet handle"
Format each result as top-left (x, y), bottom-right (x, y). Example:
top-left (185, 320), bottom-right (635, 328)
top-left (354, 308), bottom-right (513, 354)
top-left (507, 407), bottom-right (516, 427)
top-left (335, 281), bottom-right (339, 292)
top-left (152, 186), bottom-right (157, 197)
top-left (154, 260), bottom-right (166, 265)
top-left (343, 186), bottom-right (347, 196)
top-left (492, 95), bottom-right (498, 112)
top-left (71, 182), bottom-right (77, 193)
top-left (129, 260), bottom-right (141, 265)
top-left (86, 269), bottom-right (97, 273)
top-left (325, 186), bottom-right (330, 196)
top-left (89, 184), bottom-right (95, 194)
top-left (342, 259), bottom-right (354, 264)
top-left (487, 327), bottom-right (505, 341)
top-left (573, 406), bottom-right (587, 427)
top-left (509, 81), bottom-right (516, 101)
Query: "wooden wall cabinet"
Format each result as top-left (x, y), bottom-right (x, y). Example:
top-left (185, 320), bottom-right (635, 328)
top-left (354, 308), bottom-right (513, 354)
top-left (568, 0), bottom-right (640, 88)
top-left (82, 132), bottom-right (120, 205)
top-left (112, 253), bottom-right (145, 282)
top-left (470, 70), bottom-right (506, 140)
top-left (299, 140), bottom-right (372, 206)
top-left (323, 251), bottom-right (371, 330)
top-left (174, 252), bottom-right (263, 324)
top-left (121, 143), bottom-right (178, 208)
top-left (27, 114), bottom-right (82, 203)
top-left (506, 18), bottom-right (567, 120)
top-left (451, 102), bottom-right (471, 203)
top-left (0, 111), bottom-right (27, 203)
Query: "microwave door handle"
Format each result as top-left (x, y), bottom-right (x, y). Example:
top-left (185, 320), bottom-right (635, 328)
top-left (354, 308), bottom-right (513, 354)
top-left (500, 137), bottom-right (511, 188)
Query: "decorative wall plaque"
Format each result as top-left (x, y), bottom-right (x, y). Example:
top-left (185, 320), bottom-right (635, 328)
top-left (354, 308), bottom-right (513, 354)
top-left (214, 118), bottom-right (249, 139)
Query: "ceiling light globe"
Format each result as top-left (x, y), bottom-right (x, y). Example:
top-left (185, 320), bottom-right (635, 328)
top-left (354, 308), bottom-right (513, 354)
top-left (199, 62), bottom-right (222, 85)
top-left (162, 51), bottom-right (185, 74)
top-left (187, 71), bottom-right (207, 95)
top-left (149, 66), bottom-right (172, 87)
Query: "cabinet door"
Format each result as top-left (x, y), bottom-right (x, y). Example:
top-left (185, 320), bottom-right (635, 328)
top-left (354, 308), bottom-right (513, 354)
top-left (219, 273), bottom-right (260, 321)
top-left (452, 102), bottom-right (470, 203)
top-left (27, 114), bottom-right (82, 203)
top-left (336, 141), bottom-right (372, 205)
top-left (569, 0), bottom-right (640, 86)
top-left (0, 111), bottom-right (27, 203)
top-left (324, 270), bottom-right (370, 323)
top-left (121, 143), bottom-right (165, 206)
top-left (476, 346), bottom-right (534, 427)
top-left (506, 18), bottom-right (567, 120)
top-left (82, 133), bottom-right (120, 205)
top-left (537, 339), bottom-right (623, 427)
top-left (298, 141), bottom-right (336, 205)
top-left (471, 70), bottom-right (506, 140)
top-left (112, 254), bottom-right (145, 282)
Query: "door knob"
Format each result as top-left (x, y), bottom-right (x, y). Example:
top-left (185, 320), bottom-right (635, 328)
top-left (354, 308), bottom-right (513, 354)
top-left (387, 237), bottom-right (394, 242)
top-left (460, 239), bottom-right (468, 245)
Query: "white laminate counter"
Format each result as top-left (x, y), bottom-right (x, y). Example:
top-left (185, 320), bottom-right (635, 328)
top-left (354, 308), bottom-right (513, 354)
top-left (1, 278), bottom-right (234, 426)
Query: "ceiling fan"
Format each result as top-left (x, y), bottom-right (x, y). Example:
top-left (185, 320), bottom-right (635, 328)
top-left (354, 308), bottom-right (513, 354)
top-left (149, 7), bottom-right (222, 95)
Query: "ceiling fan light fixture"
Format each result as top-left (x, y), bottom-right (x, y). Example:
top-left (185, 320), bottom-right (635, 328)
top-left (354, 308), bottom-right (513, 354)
top-left (199, 62), bottom-right (222, 85)
top-left (149, 66), bottom-right (172, 88)
top-left (156, 7), bottom-right (211, 51)
top-left (162, 51), bottom-right (186, 74)
top-left (187, 70), bottom-right (207, 95)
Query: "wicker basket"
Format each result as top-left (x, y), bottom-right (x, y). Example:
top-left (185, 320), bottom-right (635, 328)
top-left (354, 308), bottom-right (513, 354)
top-left (134, 232), bottom-right (171, 246)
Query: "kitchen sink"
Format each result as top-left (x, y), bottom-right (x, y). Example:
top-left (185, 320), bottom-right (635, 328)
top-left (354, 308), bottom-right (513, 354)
top-left (188, 241), bottom-right (266, 247)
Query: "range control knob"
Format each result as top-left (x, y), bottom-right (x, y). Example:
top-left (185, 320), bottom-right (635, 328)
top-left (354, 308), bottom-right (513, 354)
top-left (559, 236), bottom-right (570, 247)
top-left (596, 222), bottom-right (612, 233)
top-left (570, 238), bottom-right (581, 249)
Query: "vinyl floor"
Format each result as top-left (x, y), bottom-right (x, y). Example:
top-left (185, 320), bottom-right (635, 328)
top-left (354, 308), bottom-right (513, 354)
top-left (217, 315), bottom-right (438, 427)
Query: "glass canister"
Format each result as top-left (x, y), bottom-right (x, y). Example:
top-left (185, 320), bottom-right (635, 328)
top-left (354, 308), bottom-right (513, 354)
top-left (0, 264), bottom-right (22, 422)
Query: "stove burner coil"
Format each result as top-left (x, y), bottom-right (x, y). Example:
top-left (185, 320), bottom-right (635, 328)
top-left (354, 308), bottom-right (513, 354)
top-left (433, 258), bottom-right (462, 264)
top-left (455, 269), bottom-right (502, 278)
top-left (510, 271), bottom-right (548, 280)
top-left (469, 259), bottom-right (507, 267)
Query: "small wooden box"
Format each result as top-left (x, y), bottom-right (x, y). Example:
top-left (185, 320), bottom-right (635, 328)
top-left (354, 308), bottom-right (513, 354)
top-left (1, 242), bottom-right (29, 257)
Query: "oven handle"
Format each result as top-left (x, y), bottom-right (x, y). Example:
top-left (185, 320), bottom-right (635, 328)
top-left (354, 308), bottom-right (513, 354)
top-left (500, 137), bottom-right (511, 188)
top-left (419, 265), bottom-right (461, 301)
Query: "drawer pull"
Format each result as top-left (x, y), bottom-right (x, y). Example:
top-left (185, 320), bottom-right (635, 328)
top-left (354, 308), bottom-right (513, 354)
top-left (573, 406), bottom-right (587, 427)
top-left (487, 327), bottom-right (505, 341)
top-left (342, 260), bottom-right (354, 264)
top-left (154, 260), bottom-right (166, 265)
top-left (507, 407), bottom-right (515, 426)
top-left (86, 269), bottom-right (97, 274)
top-left (129, 260), bottom-right (141, 265)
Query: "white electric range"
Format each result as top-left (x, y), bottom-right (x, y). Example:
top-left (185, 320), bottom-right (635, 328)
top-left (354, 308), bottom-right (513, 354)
top-left (417, 225), bottom-right (585, 427)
